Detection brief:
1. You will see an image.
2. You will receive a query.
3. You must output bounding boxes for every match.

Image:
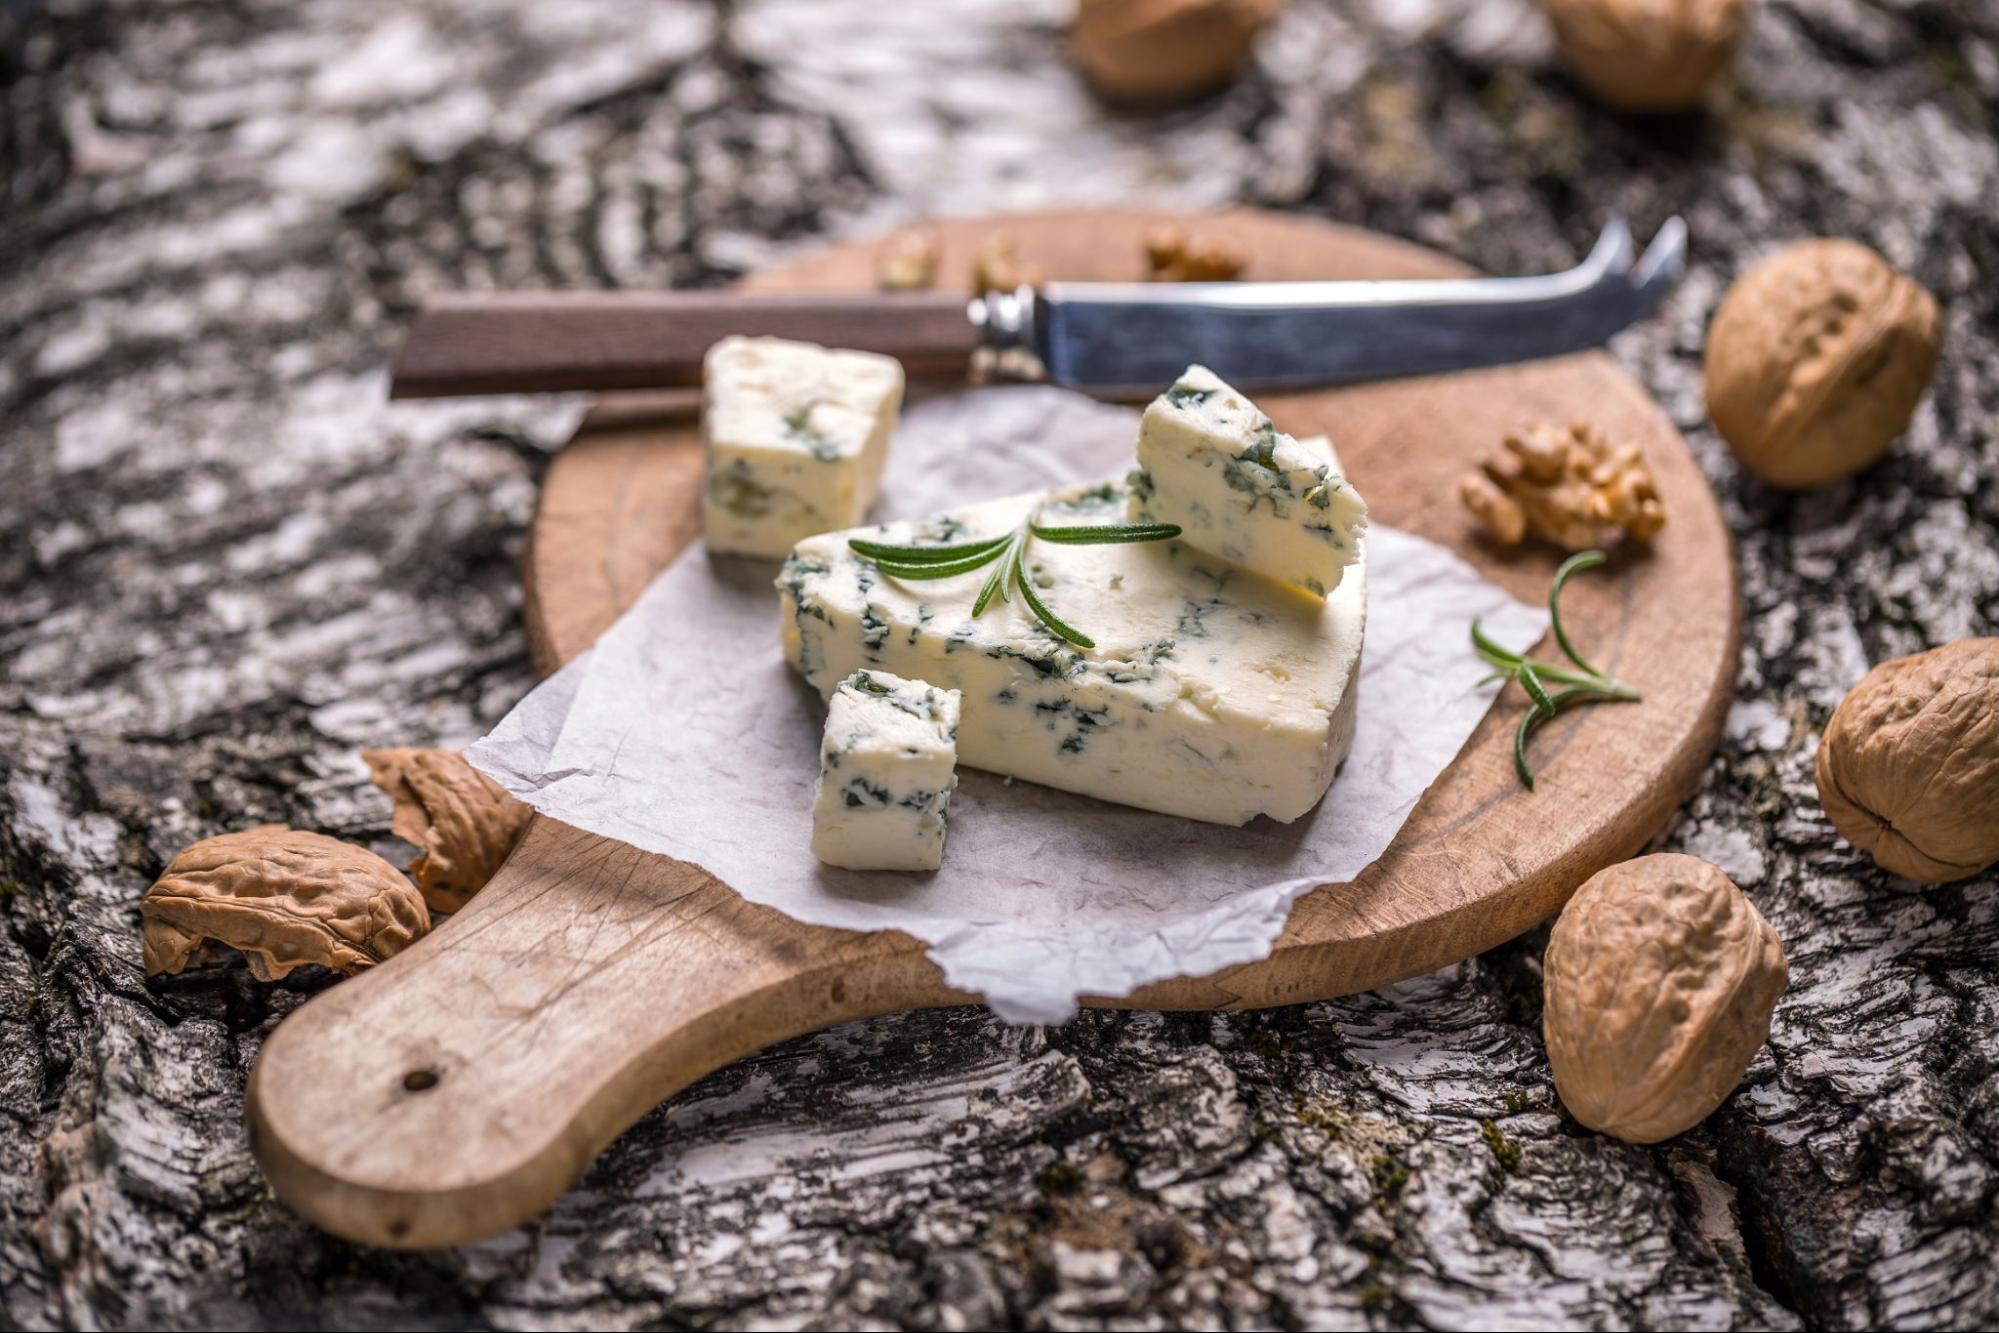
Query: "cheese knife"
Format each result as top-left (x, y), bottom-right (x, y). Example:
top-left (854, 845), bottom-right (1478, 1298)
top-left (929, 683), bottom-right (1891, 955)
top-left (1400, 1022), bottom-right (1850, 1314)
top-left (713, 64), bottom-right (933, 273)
top-left (388, 216), bottom-right (1685, 400)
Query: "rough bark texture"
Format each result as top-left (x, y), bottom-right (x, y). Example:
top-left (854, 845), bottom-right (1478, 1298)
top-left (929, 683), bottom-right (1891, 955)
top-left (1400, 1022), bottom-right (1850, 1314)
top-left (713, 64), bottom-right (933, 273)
top-left (3, 1), bottom-right (1996, 1328)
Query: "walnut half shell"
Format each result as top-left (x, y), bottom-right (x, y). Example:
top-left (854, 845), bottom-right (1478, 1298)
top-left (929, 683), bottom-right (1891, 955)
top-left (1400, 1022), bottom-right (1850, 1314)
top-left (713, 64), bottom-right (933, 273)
top-left (364, 747), bottom-right (531, 913)
top-left (142, 826), bottom-right (430, 981)
top-left (1544, 853), bottom-right (1787, 1143)
top-left (1815, 638), bottom-right (1999, 884)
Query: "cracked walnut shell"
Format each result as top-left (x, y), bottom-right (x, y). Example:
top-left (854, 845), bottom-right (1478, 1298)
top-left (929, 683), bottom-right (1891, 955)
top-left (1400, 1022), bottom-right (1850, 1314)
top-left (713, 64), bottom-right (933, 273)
top-left (1705, 239), bottom-right (1940, 489)
top-left (1544, 853), bottom-right (1787, 1143)
top-left (365, 747), bottom-right (531, 913)
top-left (1071, 0), bottom-right (1283, 106)
top-left (1542, 0), bottom-right (1748, 113)
top-left (1815, 638), bottom-right (1999, 884)
top-left (142, 826), bottom-right (430, 981)
top-left (1458, 420), bottom-right (1665, 550)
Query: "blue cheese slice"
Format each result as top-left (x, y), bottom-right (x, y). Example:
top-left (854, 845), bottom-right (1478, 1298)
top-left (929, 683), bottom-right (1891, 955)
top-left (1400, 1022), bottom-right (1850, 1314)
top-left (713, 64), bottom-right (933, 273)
top-left (1128, 365), bottom-right (1367, 597)
top-left (811, 669), bottom-right (962, 871)
top-left (703, 336), bottom-right (905, 558)
top-left (778, 479), bottom-right (1366, 826)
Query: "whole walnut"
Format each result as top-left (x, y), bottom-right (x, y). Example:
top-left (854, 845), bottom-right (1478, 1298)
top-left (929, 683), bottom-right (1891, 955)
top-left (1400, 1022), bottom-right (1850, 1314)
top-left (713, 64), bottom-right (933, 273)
top-left (1542, 0), bottom-right (1749, 113)
top-left (1071, 0), bottom-right (1284, 107)
top-left (1705, 239), bottom-right (1940, 489)
top-left (1544, 853), bottom-right (1787, 1143)
top-left (1815, 639), bottom-right (1999, 884)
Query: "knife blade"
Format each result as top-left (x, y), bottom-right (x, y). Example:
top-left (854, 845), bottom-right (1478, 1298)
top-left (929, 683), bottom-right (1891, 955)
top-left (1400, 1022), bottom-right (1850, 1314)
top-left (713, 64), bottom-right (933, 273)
top-left (388, 217), bottom-right (1685, 400)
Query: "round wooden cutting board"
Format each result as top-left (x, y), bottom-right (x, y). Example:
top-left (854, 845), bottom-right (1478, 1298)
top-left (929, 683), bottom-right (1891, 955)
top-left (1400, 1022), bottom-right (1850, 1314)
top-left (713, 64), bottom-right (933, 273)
top-left (249, 209), bottom-right (1738, 1249)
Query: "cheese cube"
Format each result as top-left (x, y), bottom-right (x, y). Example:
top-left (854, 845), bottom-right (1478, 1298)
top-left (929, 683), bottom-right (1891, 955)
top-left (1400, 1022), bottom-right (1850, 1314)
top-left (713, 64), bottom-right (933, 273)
top-left (1129, 365), bottom-right (1367, 597)
top-left (811, 670), bottom-right (962, 871)
top-left (702, 336), bottom-right (905, 558)
top-left (779, 478), bottom-right (1366, 826)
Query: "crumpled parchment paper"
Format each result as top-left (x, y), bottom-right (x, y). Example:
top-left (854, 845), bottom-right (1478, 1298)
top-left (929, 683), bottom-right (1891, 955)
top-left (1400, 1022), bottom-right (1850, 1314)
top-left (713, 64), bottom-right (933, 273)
top-left (468, 387), bottom-right (1546, 1023)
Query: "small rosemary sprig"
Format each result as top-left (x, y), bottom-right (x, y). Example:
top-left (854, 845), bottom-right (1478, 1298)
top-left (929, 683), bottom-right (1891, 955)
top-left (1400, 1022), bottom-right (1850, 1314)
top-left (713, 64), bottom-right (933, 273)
top-left (849, 514), bottom-right (1181, 650)
top-left (1472, 550), bottom-right (1640, 791)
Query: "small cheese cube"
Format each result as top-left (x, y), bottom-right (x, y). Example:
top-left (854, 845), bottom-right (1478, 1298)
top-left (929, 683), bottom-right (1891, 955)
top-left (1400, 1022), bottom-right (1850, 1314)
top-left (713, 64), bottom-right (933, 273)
top-left (811, 670), bottom-right (962, 872)
top-left (703, 336), bottom-right (905, 558)
top-left (1128, 365), bottom-right (1367, 597)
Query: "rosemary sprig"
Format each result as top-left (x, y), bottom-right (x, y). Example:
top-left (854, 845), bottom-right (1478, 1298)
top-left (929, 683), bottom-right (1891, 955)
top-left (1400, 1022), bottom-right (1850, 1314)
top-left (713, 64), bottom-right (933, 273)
top-left (849, 513), bottom-right (1180, 650)
top-left (1472, 550), bottom-right (1640, 791)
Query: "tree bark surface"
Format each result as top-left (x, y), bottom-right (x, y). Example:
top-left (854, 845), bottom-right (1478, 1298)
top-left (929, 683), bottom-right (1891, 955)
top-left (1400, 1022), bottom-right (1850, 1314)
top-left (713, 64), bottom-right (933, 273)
top-left (2, 2), bottom-right (1995, 1328)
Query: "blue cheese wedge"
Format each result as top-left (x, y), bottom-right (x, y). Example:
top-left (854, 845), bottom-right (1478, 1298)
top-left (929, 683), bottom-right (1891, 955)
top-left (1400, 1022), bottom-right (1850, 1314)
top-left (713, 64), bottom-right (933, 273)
top-left (703, 336), bottom-right (905, 558)
top-left (1128, 365), bottom-right (1367, 597)
top-left (778, 479), bottom-right (1366, 826)
top-left (811, 669), bottom-right (962, 871)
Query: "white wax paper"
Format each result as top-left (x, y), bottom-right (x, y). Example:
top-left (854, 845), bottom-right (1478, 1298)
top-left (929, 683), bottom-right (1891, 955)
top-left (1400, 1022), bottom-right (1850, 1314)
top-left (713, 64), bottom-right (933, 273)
top-left (468, 387), bottom-right (1546, 1023)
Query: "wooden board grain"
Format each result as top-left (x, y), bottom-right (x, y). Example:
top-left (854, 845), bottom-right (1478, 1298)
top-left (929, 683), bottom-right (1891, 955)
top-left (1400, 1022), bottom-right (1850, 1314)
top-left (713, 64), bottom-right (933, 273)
top-left (249, 209), bottom-right (1739, 1248)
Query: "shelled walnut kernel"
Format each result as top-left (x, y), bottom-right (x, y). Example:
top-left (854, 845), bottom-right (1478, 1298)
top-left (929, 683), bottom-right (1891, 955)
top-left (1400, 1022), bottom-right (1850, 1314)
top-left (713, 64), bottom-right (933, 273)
top-left (1544, 853), bottom-right (1787, 1143)
top-left (1705, 239), bottom-right (1940, 489)
top-left (875, 229), bottom-right (941, 291)
top-left (1071, 0), bottom-right (1283, 106)
top-left (1458, 420), bottom-right (1665, 550)
top-left (142, 826), bottom-right (430, 981)
top-left (971, 231), bottom-right (1039, 294)
top-left (1542, 0), bottom-right (1749, 113)
top-left (1144, 225), bottom-right (1247, 281)
top-left (1815, 638), bottom-right (1999, 884)
top-left (365, 747), bottom-right (531, 913)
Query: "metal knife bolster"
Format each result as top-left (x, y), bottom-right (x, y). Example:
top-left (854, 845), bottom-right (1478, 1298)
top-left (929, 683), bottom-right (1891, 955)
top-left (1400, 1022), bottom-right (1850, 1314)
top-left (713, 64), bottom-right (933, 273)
top-left (967, 287), bottom-right (1048, 385)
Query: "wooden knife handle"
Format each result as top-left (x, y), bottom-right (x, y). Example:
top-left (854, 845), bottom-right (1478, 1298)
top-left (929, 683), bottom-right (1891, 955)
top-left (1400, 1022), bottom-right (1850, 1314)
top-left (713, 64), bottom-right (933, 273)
top-left (388, 290), bottom-right (980, 398)
top-left (247, 816), bottom-right (961, 1247)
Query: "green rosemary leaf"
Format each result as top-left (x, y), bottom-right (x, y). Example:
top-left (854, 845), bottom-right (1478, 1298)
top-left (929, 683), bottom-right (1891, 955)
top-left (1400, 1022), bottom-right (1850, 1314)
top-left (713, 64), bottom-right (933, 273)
top-left (848, 534), bottom-right (1009, 563)
top-left (1479, 551), bottom-right (1642, 792)
top-left (1516, 662), bottom-right (1554, 714)
top-left (862, 501), bottom-right (1180, 649)
top-left (1028, 522), bottom-right (1182, 545)
top-left (1548, 549), bottom-right (1608, 676)
top-left (869, 549), bottom-right (1009, 581)
top-left (999, 527), bottom-right (1025, 603)
top-left (1543, 685), bottom-right (1605, 713)
top-left (1513, 685), bottom-right (1619, 788)
top-left (1514, 704), bottom-right (1550, 790)
top-left (1470, 620), bottom-right (1525, 669)
top-left (1013, 544), bottom-right (1094, 648)
top-left (970, 555), bottom-right (1008, 618)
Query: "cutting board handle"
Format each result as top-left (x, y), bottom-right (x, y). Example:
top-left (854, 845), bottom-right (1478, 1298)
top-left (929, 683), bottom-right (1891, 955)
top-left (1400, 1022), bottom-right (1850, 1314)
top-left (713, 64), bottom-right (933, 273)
top-left (248, 816), bottom-right (953, 1248)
